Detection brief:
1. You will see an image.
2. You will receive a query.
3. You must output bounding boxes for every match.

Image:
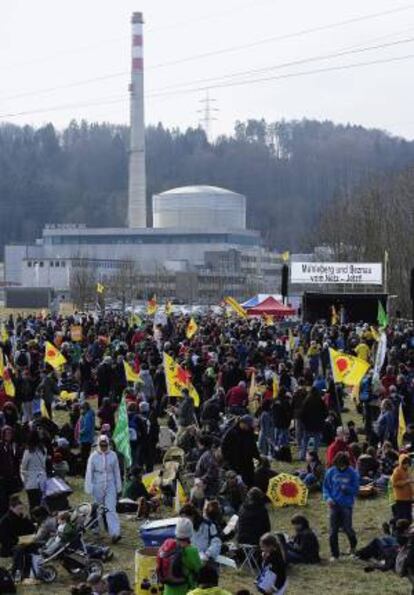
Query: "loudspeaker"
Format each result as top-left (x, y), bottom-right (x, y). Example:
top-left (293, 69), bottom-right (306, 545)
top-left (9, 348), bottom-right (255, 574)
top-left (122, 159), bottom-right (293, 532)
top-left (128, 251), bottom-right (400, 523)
top-left (281, 264), bottom-right (289, 301)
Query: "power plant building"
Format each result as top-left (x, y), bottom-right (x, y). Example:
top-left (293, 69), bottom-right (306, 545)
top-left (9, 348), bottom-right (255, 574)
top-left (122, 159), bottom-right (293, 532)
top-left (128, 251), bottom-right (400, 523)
top-left (3, 13), bottom-right (283, 304)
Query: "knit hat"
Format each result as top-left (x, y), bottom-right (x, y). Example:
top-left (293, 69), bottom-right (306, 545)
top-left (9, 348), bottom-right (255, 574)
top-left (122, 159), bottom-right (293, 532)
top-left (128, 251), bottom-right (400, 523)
top-left (139, 401), bottom-right (150, 414)
top-left (175, 517), bottom-right (193, 540)
top-left (240, 414), bottom-right (254, 428)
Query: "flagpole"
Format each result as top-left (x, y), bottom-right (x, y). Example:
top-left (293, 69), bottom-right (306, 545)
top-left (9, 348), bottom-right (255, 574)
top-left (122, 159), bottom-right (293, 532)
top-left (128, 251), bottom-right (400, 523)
top-left (384, 249), bottom-right (388, 295)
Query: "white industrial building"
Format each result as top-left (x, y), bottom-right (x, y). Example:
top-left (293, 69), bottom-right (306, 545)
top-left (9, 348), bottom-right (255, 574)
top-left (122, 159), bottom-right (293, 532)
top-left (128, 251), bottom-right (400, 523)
top-left (3, 13), bottom-right (283, 304)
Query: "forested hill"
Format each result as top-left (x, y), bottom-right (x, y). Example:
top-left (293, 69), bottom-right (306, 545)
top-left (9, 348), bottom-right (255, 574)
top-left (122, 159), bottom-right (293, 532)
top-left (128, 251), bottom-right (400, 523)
top-left (1, 118), bottom-right (414, 255)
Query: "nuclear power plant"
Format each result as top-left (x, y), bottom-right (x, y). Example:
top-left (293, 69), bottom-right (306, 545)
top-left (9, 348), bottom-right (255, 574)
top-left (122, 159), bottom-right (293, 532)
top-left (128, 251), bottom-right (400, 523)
top-left (4, 12), bottom-right (282, 304)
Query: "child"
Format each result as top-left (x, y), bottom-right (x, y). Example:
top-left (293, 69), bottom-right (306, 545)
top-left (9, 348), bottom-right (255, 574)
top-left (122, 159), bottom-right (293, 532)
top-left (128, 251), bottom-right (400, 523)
top-left (256, 533), bottom-right (287, 594)
top-left (347, 420), bottom-right (358, 444)
top-left (297, 451), bottom-right (324, 491)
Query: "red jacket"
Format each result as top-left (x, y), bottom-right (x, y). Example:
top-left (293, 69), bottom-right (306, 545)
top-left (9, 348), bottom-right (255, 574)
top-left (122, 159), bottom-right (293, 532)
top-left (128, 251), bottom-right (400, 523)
top-left (226, 385), bottom-right (248, 408)
top-left (326, 439), bottom-right (356, 467)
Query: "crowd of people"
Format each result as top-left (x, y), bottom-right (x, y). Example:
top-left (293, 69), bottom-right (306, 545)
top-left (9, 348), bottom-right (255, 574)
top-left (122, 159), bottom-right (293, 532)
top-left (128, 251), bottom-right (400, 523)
top-left (0, 309), bottom-right (412, 593)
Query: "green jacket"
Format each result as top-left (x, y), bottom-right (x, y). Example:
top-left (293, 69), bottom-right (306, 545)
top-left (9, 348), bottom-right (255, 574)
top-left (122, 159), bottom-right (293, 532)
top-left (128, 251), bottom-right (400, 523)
top-left (163, 544), bottom-right (202, 595)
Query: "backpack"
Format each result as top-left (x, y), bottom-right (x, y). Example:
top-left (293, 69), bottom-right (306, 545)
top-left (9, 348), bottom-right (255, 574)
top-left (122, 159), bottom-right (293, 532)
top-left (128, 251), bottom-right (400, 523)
top-left (0, 567), bottom-right (16, 594)
top-left (156, 539), bottom-right (186, 585)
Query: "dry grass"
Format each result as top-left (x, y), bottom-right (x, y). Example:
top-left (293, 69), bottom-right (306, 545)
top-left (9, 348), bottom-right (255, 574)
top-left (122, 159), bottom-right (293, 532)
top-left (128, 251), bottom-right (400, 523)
top-left (21, 404), bottom-right (412, 594)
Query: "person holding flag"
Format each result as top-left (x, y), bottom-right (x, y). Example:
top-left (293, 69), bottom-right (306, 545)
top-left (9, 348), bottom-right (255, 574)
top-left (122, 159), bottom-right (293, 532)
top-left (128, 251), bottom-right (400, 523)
top-left (85, 434), bottom-right (122, 544)
top-left (186, 317), bottom-right (198, 340)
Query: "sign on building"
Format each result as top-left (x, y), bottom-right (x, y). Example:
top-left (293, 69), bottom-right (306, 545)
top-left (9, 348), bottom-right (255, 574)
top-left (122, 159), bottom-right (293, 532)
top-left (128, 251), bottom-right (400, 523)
top-left (291, 262), bottom-right (383, 285)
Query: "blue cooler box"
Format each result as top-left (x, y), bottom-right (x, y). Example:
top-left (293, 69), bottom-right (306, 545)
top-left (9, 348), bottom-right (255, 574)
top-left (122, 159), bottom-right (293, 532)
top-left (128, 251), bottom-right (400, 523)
top-left (139, 517), bottom-right (179, 547)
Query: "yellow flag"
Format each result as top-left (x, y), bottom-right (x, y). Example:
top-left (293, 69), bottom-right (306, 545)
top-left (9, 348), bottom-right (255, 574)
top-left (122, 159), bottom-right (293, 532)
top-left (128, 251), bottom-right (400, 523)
top-left (224, 296), bottom-right (247, 319)
top-left (398, 403), bottom-right (407, 448)
top-left (0, 324), bottom-right (8, 343)
top-left (273, 374), bottom-right (279, 399)
top-left (123, 360), bottom-right (142, 384)
top-left (129, 313), bottom-right (142, 328)
top-left (44, 341), bottom-right (67, 369)
top-left (96, 282), bottom-right (104, 294)
top-left (370, 326), bottom-right (380, 342)
top-left (0, 350), bottom-right (15, 397)
top-left (263, 314), bottom-right (274, 327)
top-left (163, 352), bottom-right (200, 407)
top-left (329, 348), bottom-right (370, 386)
top-left (40, 399), bottom-right (50, 419)
top-left (186, 317), bottom-right (198, 339)
top-left (248, 372), bottom-right (257, 401)
top-left (147, 295), bottom-right (158, 316)
top-left (165, 301), bottom-right (173, 316)
top-left (288, 329), bottom-right (296, 353)
top-left (281, 251), bottom-right (290, 262)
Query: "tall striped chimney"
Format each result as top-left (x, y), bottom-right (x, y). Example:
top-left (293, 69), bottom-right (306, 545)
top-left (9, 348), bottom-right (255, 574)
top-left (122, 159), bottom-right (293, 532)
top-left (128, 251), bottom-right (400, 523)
top-left (128, 12), bottom-right (147, 228)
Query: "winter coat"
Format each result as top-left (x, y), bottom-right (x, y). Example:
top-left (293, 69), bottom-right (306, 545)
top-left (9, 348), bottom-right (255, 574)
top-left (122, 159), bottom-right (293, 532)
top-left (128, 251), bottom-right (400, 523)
top-left (192, 519), bottom-right (222, 560)
top-left (178, 396), bottom-right (196, 427)
top-left (273, 398), bottom-right (293, 430)
top-left (237, 501), bottom-right (271, 545)
top-left (0, 510), bottom-right (35, 557)
top-left (139, 370), bottom-right (155, 401)
top-left (323, 465), bottom-right (359, 507)
top-left (221, 424), bottom-right (260, 485)
top-left (20, 447), bottom-right (47, 490)
top-left (79, 409), bottom-right (95, 445)
top-left (85, 449), bottom-right (122, 495)
top-left (195, 450), bottom-right (220, 496)
top-left (300, 395), bottom-right (328, 433)
top-left (288, 528), bottom-right (320, 563)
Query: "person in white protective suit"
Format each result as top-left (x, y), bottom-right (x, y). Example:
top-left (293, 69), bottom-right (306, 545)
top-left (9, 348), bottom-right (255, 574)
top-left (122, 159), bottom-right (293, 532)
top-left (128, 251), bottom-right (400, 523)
top-left (84, 434), bottom-right (122, 543)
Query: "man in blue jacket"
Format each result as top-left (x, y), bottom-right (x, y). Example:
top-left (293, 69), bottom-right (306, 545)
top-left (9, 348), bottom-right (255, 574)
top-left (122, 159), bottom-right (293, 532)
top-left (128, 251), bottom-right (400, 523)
top-left (79, 401), bottom-right (96, 473)
top-left (323, 451), bottom-right (359, 562)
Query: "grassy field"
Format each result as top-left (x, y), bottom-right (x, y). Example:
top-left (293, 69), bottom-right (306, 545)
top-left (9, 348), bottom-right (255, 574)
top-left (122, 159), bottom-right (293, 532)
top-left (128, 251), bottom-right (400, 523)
top-left (20, 403), bottom-right (413, 595)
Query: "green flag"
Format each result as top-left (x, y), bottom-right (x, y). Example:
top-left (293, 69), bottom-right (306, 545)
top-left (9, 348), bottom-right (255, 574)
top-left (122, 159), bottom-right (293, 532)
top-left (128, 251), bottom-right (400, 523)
top-left (377, 300), bottom-right (388, 328)
top-left (113, 396), bottom-right (132, 468)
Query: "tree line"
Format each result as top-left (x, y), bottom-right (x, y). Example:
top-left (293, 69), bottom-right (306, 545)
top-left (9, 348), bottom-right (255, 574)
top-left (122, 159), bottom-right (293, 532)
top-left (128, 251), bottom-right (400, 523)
top-left (1, 117), bottom-right (414, 259)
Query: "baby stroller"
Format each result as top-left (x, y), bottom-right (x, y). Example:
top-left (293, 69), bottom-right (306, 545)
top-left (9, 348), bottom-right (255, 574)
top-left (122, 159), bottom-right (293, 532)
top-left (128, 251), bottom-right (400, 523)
top-left (34, 503), bottom-right (107, 583)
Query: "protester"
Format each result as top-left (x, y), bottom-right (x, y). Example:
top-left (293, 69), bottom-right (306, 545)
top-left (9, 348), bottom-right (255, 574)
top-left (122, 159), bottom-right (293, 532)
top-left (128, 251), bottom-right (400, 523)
top-left (285, 514), bottom-right (320, 564)
top-left (20, 429), bottom-right (48, 510)
top-left (160, 517), bottom-right (202, 595)
top-left (238, 487), bottom-right (271, 546)
top-left (256, 533), bottom-right (287, 594)
top-left (85, 434), bottom-right (122, 543)
top-left (221, 416), bottom-right (260, 487)
top-left (390, 454), bottom-right (414, 523)
top-left (323, 452), bottom-right (359, 561)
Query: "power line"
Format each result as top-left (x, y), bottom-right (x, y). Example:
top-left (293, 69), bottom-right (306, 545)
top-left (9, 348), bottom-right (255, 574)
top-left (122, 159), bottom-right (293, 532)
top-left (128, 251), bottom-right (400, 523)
top-left (148, 4), bottom-right (414, 70)
top-left (1, 4), bottom-right (414, 101)
top-left (149, 51), bottom-right (414, 98)
top-left (2, 51), bottom-right (414, 121)
top-left (146, 34), bottom-right (414, 95)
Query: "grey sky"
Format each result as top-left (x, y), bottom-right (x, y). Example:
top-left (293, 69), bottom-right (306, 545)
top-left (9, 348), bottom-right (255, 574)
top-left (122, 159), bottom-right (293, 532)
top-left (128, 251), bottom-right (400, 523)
top-left (1, 0), bottom-right (414, 138)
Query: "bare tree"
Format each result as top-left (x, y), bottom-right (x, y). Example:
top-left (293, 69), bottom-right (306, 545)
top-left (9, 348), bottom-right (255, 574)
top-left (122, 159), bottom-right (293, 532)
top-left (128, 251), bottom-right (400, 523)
top-left (69, 265), bottom-right (97, 310)
top-left (108, 260), bottom-right (140, 311)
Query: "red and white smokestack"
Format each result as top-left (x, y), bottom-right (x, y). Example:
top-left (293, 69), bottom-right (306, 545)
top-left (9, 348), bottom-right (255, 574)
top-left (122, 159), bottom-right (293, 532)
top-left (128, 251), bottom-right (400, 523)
top-left (128, 12), bottom-right (147, 228)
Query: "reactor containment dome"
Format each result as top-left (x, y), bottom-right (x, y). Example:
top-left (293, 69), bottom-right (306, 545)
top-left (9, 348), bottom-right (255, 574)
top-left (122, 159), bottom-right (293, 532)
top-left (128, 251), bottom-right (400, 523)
top-left (152, 185), bottom-right (246, 231)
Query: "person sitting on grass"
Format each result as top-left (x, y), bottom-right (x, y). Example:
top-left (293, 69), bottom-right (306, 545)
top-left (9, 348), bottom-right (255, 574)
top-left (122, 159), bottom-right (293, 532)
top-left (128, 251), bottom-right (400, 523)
top-left (122, 466), bottom-right (159, 518)
top-left (297, 450), bottom-right (324, 491)
top-left (256, 533), bottom-right (287, 595)
top-left (237, 487), bottom-right (271, 547)
top-left (187, 564), bottom-right (232, 595)
top-left (284, 514), bottom-right (320, 564)
top-left (179, 503), bottom-right (222, 563)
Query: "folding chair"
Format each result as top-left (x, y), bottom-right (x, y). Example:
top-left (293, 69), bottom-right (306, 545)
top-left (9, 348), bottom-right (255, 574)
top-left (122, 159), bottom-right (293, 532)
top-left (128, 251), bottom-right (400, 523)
top-left (238, 543), bottom-right (261, 575)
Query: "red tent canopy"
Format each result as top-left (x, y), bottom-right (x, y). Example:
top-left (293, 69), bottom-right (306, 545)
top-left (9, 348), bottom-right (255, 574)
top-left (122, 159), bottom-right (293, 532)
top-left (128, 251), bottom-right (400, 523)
top-left (247, 296), bottom-right (296, 317)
